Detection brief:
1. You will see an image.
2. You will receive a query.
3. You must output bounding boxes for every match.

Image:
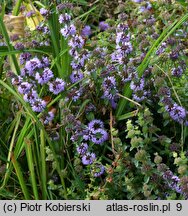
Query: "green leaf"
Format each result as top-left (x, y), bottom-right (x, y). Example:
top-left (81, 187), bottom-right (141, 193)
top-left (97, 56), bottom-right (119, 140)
top-left (76, 99), bottom-right (91, 119)
top-left (11, 154), bottom-right (30, 200)
top-left (86, 112), bottom-right (95, 121)
top-left (24, 138), bottom-right (39, 200)
top-left (12, 0), bottom-right (22, 16)
top-left (144, 176), bottom-right (150, 184)
top-left (116, 110), bottom-right (138, 121)
top-left (176, 0), bottom-right (188, 6)
top-left (34, 1), bottom-right (45, 8)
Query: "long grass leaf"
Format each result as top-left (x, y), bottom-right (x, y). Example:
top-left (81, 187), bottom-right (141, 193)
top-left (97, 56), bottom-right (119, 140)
top-left (40, 130), bottom-right (47, 199)
top-left (24, 138), bottom-right (39, 200)
top-left (116, 110), bottom-right (138, 121)
top-left (11, 154), bottom-right (30, 199)
top-left (5, 111), bottom-right (21, 179)
top-left (12, 0), bottom-right (23, 16)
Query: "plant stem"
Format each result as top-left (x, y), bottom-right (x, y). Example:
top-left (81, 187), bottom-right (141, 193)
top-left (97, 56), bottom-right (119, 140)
top-left (117, 93), bottom-right (142, 107)
top-left (155, 64), bottom-right (182, 106)
top-left (110, 109), bottom-right (115, 155)
top-left (12, 0), bottom-right (23, 16)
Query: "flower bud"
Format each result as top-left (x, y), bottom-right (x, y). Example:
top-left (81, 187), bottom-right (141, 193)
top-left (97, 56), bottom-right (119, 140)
top-left (135, 149), bottom-right (147, 162)
top-left (154, 154), bottom-right (162, 164)
top-left (144, 190), bottom-right (151, 197)
top-left (174, 157), bottom-right (183, 166)
top-left (178, 165), bottom-right (187, 175)
top-left (131, 137), bottom-right (143, 148)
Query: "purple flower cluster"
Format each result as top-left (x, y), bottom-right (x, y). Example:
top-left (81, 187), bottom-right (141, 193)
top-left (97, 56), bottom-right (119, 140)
top-left (68, 35), bottom-right (85, 49)
top-left (76, 144), bottom-right (105, 177)
top-left (20, 86), bottom-right (45, 112)
top-left (60, 24), bottom-right (76, 38)
top-left (68, 87), bottom-right (83, 102)
top-left (26, 10), bottom-right (35, 18)
top-left (92, 163), bottom-right (105, 177)
top-left (162, 170), bottom-right (182, 194)
top-left (19, 52), bottom-right (32, 65)
top-left (102, 76), bottom-right (119, 108)
top-left (59, 13), bottom-right (71, 24)
top-left (59, 12), bottom-right (91, 104)
top-left (77, 143), bottom-right (88, 155)
top-left (40, 8), bottom-right (49, 17)
top-left (76, 143), bottom-right (96, 166)
top-left (73, 119), bottom-right (107, 176)
top-left (11, 56), bottom-right (66, 113)
top-left (171, 66), bottom-right (183, 77)
top-left (70, 50), bottom-right (90, 71)
top-left (14, 42), bottom-right (25, 50)
top-left (91, 128), bottom-right (108, 145)
top-left (31, 99), bottom-right (47, 112)
top-left (83, 119), bottom-right (108, 144)
top-left (35, 67), bottom-right (54, 84)
top-left (130, 77), bottom-right (144, 91)
top-left (23, 57), bottom-right (54, 86)
top-left (169, 49), bottom-right (179, 60)
top-left (88, 119), bottom-right (104, 130)
top-left (42, 111), bottom-right (55, 125)
top-left (59, 12), bottom-right (89, 97)
top-left (82, 152), bottom-right (96, 165)
top-left (23, 89), bottom-right (38, 103)
top-left (25, 57), bottom-right (42, 76)
top-left (130, 77), bottom-right (148, 102)
top-left (99, 21), bottom-right (109, 31)
top-left (17, 82), bottom-right (32, 94)
top-left (132, 0), bottom-right (144, 3)
top-left (81, 25), bottom-right (92, 37)
top-left (156, 42), bottom-right (167, 55)
top-left (59, 14), bottom-right (76, 39)
top-left (48, 78), bottom-right (66, 95)
top-left (158, 77), bottom-right (187, 125)
top-left (36, 24), bottom-right (50, 35)
top-left (111, 23), bottom-right (133, 64)
top-left (70, 71), bottom-right (84, 83)
top-left (139, 2), bottom-right (152, 12)
top-left (165, 103), bottom-right (187, 124)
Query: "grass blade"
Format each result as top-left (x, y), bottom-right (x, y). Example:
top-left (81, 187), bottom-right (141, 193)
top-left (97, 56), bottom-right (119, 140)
top-left (5, 111), bottom-right (21, 181)
top-left (24, 138), bottom-right (39, 200)
top-left (11, 154), bottom-right (30, 200)
top-left (12, 0), bottom-right (23, 16)
top-left (40, 129), bottom-right (47, 199)
top-left (116, 110), bottom-right (139, 121)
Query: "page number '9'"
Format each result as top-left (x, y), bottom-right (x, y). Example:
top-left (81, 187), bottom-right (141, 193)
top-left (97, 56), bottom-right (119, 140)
top-left (176, 203), bottom-right (182, 211)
